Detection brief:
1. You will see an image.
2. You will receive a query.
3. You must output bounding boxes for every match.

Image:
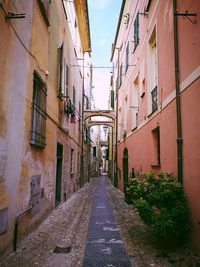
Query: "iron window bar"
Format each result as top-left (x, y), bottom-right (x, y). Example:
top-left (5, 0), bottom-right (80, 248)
top-left (151, 86), bottom-right (158, 113)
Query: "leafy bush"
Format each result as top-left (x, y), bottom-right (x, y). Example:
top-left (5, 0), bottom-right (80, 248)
top-left (125, 173), bottom-right (191, 243)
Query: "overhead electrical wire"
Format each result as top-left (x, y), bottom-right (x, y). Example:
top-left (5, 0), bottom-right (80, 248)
top-left (69, 64), bottom-right (136, 69)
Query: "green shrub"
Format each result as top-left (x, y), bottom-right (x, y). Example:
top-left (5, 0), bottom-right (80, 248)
top-left (125, 173), bottom-right (191, 243)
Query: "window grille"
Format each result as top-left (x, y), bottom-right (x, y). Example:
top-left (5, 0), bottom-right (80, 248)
top-left (30, 70), bottom-right (47, 148)
top-left (151, 86), bottom-right (158, 113)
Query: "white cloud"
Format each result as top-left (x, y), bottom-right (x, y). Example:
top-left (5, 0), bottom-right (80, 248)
top-left (99, 38), bottom-right (107, 46)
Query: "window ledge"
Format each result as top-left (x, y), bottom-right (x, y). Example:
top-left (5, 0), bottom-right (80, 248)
top-left (131, 126), bottom-right (137, 132)
top-left (147, 109), bottom-right (158, 118)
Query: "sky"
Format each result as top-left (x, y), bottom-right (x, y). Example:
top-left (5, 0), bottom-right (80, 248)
top-left (88, 0), bottom-right (121, 109)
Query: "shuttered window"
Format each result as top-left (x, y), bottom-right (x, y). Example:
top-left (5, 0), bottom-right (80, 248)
top-left (110, 90), bottom-right (114, 109)
top-left (30, 71), bottom-right (47, 148)
top-left (134, 13), bottom-right (139, 50)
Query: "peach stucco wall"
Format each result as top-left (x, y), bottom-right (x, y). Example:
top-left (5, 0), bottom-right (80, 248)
top-left (114, 0), bottom-right (200, 248)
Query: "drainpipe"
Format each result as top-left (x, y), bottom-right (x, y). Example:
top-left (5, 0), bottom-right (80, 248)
top-left (173, 0), bottom-right (183, 183)
top-left (81, 53), bottom-right (85, 187)
top-left (13, 205), bottom-right (33, 251)
top-left (114, 47), bottom-right (120, 188)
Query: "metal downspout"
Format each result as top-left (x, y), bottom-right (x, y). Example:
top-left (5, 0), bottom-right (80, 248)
top-left (173, 0), bottom-right (183, 183)
top-left (114, 48), bottom-right (120, 188)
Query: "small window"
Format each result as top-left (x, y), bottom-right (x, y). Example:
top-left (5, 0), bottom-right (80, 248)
top-left (110, 90), bottom-right (114, 109)
top-left (152, 127), bottom-right (160, 166)
top-left (133, 13), bottom-right (139, 51)
top-left (93, 146), bottom-right (96, 157)
top-left (73, 86), bottom-right (76, 106)
top-left (30, 71), bottom-right (47, 148)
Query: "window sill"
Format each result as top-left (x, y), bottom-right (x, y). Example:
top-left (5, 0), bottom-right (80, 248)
top-left (147, 109), bottom-right (158, 118)
top-left (30, 140), bottom-right (45, 149)
top-left (131, 126), bottom-right (137, 132)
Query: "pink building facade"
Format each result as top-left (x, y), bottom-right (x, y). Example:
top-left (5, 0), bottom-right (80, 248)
top-left (111, 0), bottom-right (200, 248)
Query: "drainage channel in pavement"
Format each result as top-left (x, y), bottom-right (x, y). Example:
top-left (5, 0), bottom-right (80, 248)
top-left (83, 175), bottom-right (132, 267)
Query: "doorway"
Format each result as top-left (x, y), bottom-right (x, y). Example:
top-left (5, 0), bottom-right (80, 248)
top-left (55, 143), bottom-right (63, 206)
top-left (123, 147), bottom-right (129, 193)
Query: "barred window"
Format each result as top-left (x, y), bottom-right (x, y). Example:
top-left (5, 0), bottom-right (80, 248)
top-left (151, 85), bottom-right (158, 113)
top-left (30, 70), bottom-right (47, 148)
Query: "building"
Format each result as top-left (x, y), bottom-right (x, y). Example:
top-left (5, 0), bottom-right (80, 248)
top-left (0, 0), bottom-right (91, 253)
top-left (111, 0), bottom-right (200, 247)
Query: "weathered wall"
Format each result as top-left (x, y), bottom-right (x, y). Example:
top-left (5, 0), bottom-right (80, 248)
top-left (113, 0), bottom-right (200, 248)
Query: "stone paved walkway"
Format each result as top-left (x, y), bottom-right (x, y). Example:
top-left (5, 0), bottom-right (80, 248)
top-left (83, 175), bottom-right (131, 267)
top-left (0, 176), bottom-right (200, 267)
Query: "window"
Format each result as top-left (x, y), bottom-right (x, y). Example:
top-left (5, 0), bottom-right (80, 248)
top-left (152, 127), bottom-right (160, 166)
top-left (147, 27), bottom-right (158, 115)
top-left (110, 90), bottom-right (114, 109)
top-left (133, 13), bottom-right (139, 50)
top-left (37, 0), bottom-right (50, 26)
top-left (132, 77), bottom-right (139, 130)
top-left (65, 64), bottom-right (69, 97)
top-left (58, 43), bottom-right (64, 94)
top-left (73, 86), bottom-right (76, 106)
top-left (125, 42), bottom-right (129, 71)
top-left (124, 96), bottom-right (128, 131)
top-left (30, 71), bottom-right (47, 148)
top-left (151, 86), bottom-right (158, 112)
top-left (93, 146), bottom-right (96, 157)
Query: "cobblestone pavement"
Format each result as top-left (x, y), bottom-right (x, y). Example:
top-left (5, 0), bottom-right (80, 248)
top-left (0, 176), bottom-right (200, 267)
top-left (106, 178), bottom-right (200, 267)
top-left (0, 178), bottom-right (98, 267)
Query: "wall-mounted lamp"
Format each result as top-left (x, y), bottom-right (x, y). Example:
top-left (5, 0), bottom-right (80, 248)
top-left (124, 13), bottom-right (130, 25)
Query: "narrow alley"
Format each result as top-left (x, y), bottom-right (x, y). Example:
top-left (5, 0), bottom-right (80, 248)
top-left (1, 0), bottom-right (200, 266)
top-left (0, 176), bottom-right (199, 267)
